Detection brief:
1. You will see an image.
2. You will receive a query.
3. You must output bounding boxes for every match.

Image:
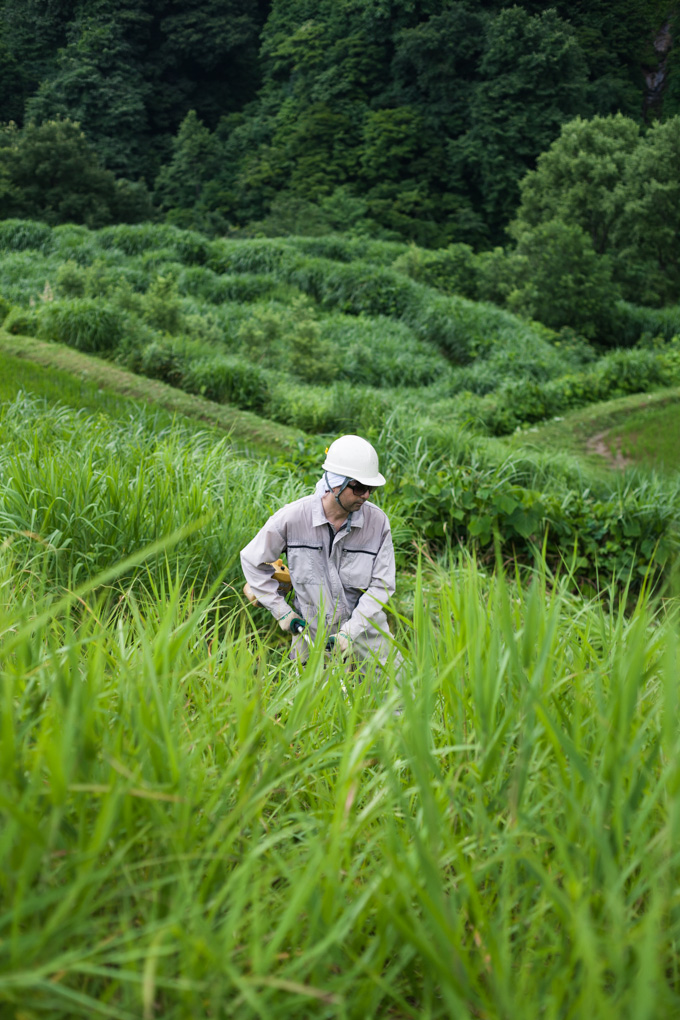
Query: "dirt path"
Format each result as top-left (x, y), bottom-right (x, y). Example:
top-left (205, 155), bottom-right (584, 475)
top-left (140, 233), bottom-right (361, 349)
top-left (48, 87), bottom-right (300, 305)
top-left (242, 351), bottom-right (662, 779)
top-left (585, 429), bottom-right (634, 470)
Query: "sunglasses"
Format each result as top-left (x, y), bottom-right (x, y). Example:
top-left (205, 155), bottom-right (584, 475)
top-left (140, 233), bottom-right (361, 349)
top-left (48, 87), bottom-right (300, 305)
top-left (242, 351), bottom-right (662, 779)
top-left (346, 479), bottom-right (376, 496)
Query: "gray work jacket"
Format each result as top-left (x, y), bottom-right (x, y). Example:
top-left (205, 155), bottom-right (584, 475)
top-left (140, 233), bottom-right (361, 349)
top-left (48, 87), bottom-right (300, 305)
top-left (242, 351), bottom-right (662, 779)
top-left (240, 494), bottom-right (396, 651)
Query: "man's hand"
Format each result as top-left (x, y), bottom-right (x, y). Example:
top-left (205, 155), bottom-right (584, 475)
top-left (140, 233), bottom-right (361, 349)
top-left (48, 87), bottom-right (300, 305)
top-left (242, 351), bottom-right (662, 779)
top-left (278, 609), bottom-right (306, 634)
top-left (327, 631), bottom-right (350, 657)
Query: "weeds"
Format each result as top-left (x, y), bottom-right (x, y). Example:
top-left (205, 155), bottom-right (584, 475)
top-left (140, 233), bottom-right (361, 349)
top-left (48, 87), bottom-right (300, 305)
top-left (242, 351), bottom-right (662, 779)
top-left (1, 542), bottom-right (679, 1017)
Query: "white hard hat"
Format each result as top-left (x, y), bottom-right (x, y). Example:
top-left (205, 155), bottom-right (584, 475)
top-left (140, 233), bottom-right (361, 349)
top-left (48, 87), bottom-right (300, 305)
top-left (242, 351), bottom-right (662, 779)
top-left (323, 435), bottom-right (386, 486)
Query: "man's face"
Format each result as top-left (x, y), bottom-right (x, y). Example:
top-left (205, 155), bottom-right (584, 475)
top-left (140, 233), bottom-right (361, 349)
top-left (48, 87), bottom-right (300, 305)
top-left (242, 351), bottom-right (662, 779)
top-left (335, 480), bottom-right (373, 511)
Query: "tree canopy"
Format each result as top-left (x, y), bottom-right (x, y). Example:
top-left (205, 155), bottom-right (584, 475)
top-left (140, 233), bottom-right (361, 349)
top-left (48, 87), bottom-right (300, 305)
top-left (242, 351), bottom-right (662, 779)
top-left (0, 0), bottom-right (674, 246)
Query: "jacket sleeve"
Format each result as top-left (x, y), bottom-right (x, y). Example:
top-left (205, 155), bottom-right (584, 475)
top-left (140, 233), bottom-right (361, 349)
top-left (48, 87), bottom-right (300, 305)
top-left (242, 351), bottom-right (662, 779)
top-left (343, 521), bottom-right (396, 643)
top-left (240, 512), bottom-right (289, 620)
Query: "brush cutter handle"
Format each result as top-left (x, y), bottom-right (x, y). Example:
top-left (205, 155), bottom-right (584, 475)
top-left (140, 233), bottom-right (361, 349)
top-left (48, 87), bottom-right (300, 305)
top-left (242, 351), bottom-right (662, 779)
top-left (290, 618), bottom-right (306, 635)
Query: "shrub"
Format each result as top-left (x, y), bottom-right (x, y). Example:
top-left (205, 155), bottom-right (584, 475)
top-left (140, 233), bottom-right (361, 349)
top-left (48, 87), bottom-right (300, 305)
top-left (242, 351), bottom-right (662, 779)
top-left (321, 314), bottom-right (446, 388)
top-left (139, 248), bottom-right (182, 273)
top-left (182, 312), bottom-right (225, 346)
top-left (96, 222), bottom-right (187, 256)
top-left (393, 243), bottom-right (478, 298)
top-left (454, 346), bottom-right (680, 436)
top-left (0, 295), bottom-right (11, 322)
top-left (236, 304), bottom-right (284, 362)
top-left (84, 259), bottom-right (147, 299)
top-left (319, 262), bottom-right (417, 317)
top-left (392, 458), bottom-right (677, 583)
top-left (268, 379), bottom-right (390, 434)
top-left (206, 238), bottom-right (295, 275)
top-left (177, 267), bottom-right (280, 304)
top-left (36, 299), bottom-right (125, 352)
top-left (474, 247), bottom-right (521, 305)
top-left (51, 224), bottom-right (100, 265)
top-left (138, 338), bottom-right (188, 387)
top-left (288, 235), bottom-right (408, 266)
top-left (56, 260), bottom-right (88, 297)
top-left (3, 306), bottom-right (40, 336)
top-left (0, 218), bottom-right (53, 253)
top-left (94, 223), bottom-right (210, 265)
top-left (172, 229), bottom-right (212, 266)
top-left (288, 316), bottom-right (340, 383)
top-left (508, 219), bottom-right (619, 342)
top-left (613, 301), bottom-right (680, 346)
top-left (183, 354), bottom-right (270, 412)
top-left (141, 275), bottom-right (184, 334)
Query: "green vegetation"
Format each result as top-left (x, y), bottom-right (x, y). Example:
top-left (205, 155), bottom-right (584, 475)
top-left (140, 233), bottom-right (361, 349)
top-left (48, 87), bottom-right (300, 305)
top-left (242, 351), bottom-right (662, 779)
top-left (0, 336), bottom-right (301, 457)
top-left (1, 218), bottom-right (678, 589)
top-left (505, 387), bottom-right (680, 470)
top-left (0, 217), bottom-right (678, 1016)
top-left (1, 392), bottom-right (679, 1014)
top-left (0, 2), bottom-right (677, 247)
top-left (2, 219), bottom-right (679, 442)
top-left (608, 401), bottom-right (680, 474)
top-left (2, 2), bottom-right (680, 1013)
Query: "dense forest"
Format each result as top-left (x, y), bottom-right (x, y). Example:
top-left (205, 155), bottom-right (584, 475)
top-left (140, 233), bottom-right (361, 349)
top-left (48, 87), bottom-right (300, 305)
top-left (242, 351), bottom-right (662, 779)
top-left (0, 1), bottom-right (677, 249)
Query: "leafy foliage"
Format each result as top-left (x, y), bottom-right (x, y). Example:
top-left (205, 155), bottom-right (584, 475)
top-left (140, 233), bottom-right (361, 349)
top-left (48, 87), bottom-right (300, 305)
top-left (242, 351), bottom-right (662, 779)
top-left (0, 119), bottom-right (153, 227)
top-left (511, 113), bottom-right (680, 308)
top-left (2, 219), bottom-right (680, 446)
top-left (36, 298), bottom-right (126, 353)
top-left (0, 0), bottom-right (672, 249)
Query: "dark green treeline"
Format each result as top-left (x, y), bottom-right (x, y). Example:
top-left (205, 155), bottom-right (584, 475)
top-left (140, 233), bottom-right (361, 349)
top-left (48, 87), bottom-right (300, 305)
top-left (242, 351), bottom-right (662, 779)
top-left (0, 0), bottom-right (677, 246)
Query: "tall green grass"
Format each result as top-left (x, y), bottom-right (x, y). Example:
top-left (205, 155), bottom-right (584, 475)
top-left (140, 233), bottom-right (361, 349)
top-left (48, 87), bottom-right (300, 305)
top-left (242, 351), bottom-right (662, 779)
top-left (1, 378), bottom-right (679, 1016)
top-left (1, 546), bottom-right (679, 1018)
top-left (0, 392), bottom-right (303, 593)
top-left (5, 218), bottom-right (678, 446)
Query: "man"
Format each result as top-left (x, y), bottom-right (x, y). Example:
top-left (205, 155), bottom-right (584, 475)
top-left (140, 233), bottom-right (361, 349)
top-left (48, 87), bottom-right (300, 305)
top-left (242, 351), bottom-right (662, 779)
top-left (240, 434), bottom-right (399, 669)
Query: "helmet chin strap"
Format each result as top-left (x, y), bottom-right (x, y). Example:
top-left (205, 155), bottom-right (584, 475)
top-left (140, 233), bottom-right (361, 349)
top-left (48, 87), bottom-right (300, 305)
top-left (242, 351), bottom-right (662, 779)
top-left (325, 471), bottom-right (352, 513)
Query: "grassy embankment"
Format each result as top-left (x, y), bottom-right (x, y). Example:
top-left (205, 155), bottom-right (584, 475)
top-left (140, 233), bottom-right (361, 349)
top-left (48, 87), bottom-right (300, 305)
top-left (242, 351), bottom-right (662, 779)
top-left (1, 218), bottom-right (680, 445)
top-left (0, 333), bottom-right (301, 458)
top-left (507, 386), bottom-right (680, 475)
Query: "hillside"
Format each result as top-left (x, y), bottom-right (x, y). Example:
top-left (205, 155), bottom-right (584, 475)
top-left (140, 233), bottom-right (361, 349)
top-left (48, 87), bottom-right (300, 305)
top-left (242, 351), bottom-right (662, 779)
top-left (506, 386), bottom-right (680, 474)
top-left (2, 271), bottom-right (680, 1018)
top-left (1, 218), bottom-right (678, 595)
top-left (2, 3), bottom-right (680, 1013)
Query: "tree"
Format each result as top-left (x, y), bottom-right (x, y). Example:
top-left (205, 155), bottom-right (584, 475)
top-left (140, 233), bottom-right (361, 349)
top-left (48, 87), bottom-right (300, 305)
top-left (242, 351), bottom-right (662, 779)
top-left (510, 113), bottom-right (680, 305)
top-left (14, 0), bottom-right (267, 184)
top-left (154, 111), bottom-right (220, 213)
top-left (147, 0), bottom-right (266, 128)
top-left (510, 114), bottom-right (641, 254)
top-left (0, 0), bottom-right (76, 121)
top-left (508, 218), bottom-right (619, 341)
top-left (25, 8), bottom-right (152, 180)
top-left (0, 119), bottom-right (149, 227)
top-left (612, 116), bottom-right (680, 304)
top-left (459, 6), bottom-right (588, 240)
top-left (392, 3), bottom-right (486, 138)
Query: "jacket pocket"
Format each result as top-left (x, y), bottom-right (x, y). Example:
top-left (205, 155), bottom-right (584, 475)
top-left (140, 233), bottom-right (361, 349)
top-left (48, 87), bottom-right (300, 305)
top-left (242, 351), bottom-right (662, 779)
top-left (339, 549), bottom-right (376, 592)
top-left (286, 543), bottom-right (323, 586)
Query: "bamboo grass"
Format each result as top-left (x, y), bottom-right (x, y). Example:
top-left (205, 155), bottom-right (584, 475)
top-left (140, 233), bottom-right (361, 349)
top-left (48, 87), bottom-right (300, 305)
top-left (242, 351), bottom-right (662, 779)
top-left (1, 389), bottom-right (680, 1017)
top-left (2, 545), bottom-right (679, 1017)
